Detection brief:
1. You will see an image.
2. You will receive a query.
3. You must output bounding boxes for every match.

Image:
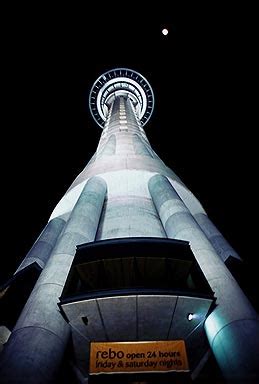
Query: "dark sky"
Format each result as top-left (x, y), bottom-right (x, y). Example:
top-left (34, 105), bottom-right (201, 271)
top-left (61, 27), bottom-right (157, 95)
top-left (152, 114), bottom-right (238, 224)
top-left (2, 4), bottom-right (257, 308)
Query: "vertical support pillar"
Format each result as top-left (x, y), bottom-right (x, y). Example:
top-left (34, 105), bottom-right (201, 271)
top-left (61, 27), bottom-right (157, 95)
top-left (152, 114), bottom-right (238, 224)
top-left (149, 174), bottom-right (259, 383)
top-left (15, 217), bottom-right (66, 272)
top-left (194, 212), bottom-right (241, 262)
top-left (0, 176), bottom-right (107, 384)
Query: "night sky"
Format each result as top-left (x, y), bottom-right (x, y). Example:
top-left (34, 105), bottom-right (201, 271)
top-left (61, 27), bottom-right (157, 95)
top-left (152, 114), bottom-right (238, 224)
top-left (2, 4), bottom-right (257, 309)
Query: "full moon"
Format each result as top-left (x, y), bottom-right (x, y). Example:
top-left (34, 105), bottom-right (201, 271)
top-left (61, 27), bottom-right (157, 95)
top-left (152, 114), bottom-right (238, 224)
top-left (162, 28), bottom-right (169, 36)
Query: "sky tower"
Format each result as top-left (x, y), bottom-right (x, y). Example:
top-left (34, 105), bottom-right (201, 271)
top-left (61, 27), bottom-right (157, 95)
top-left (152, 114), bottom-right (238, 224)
top-left (0, 68), bottom-right (258, 383)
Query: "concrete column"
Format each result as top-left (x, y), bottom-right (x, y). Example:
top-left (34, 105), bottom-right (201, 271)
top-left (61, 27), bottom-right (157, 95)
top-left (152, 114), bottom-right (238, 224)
top-left (194, 212), bottom-right (241, 262)
top-left (15, 217), bottom-right (66, 272)
top-left (149, 174), bottom-right (259, 383)
top-left (0, 176), bottom-right (107, 384)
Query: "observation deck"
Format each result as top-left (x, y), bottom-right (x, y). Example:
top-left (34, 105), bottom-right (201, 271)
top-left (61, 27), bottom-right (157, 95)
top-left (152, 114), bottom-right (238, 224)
top-left (89, 68), bottom-right (154, 128)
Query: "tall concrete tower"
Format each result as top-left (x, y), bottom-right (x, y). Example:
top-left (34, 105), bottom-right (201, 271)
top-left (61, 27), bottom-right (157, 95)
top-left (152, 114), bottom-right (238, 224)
top-left (0, 68), bottom-right (258, 383)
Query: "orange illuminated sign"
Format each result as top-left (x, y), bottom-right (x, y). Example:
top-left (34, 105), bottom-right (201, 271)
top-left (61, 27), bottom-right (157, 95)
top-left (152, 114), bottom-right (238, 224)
top-left (89, 340), bottom-right (189, 374)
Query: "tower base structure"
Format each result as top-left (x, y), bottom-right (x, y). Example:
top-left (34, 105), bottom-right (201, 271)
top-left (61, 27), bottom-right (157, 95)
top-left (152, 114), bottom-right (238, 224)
top-left (0, 69), bottom-right (258, 383)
